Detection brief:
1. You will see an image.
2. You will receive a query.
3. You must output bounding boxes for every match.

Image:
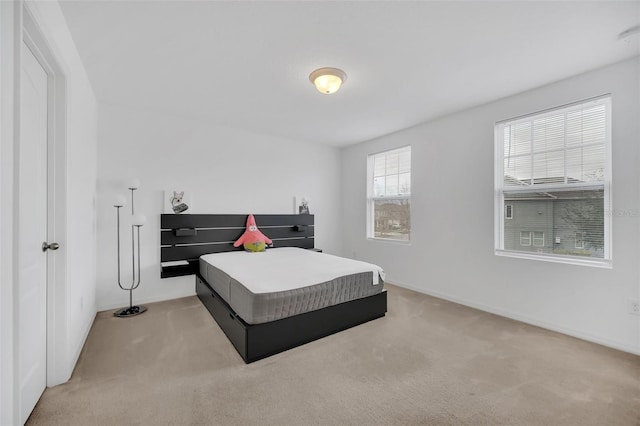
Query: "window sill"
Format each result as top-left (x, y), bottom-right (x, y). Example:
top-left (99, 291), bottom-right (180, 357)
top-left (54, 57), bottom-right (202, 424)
top-left (495, 249), bottom-right (612, 269)
top-left (368, 237), bottom-right (411, 245)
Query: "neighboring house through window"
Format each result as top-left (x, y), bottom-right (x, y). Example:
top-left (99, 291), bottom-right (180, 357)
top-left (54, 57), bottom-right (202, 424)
top-left (495, 96), bottom-right (611, 266)
top-left (367, 146), bottom-right (411, 241)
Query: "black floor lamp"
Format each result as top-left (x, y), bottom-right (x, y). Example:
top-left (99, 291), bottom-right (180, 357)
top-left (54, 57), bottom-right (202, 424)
top-left (113, 178), bottom-right (147, 317)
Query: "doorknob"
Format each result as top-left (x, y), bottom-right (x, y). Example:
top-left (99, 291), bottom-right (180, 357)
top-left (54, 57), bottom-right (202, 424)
top-left (42, 242), bottom-right (60, 252)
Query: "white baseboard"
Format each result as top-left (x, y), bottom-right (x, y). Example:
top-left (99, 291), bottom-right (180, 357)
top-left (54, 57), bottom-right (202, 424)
top-left (69, 309), bottom-right (96, 377)
top-left (97, 290), bottom-right (196, 313)
top-left (387, 280), bottom-right (640, 356)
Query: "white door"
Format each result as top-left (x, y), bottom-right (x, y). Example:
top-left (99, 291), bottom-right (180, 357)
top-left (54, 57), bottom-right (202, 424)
top-left (19, 41), bottom-right (49, 425)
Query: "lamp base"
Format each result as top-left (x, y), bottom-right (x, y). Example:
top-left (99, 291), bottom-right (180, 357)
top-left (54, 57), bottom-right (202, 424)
top-left (113, 305), bottom-right (147, 317)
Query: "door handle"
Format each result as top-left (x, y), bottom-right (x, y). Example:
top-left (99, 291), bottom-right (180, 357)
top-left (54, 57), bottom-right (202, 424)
top-left (42, 242), bottom-right (60, 252)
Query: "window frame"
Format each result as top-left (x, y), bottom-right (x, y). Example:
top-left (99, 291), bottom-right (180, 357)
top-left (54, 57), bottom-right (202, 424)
top-left (366, 145), bottom-right (412, 243)
top-left (494, 95), bottom-right (612, 268)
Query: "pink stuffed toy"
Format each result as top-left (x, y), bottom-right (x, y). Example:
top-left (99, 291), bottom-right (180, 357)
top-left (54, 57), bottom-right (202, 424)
top-left (233, 214), bottom-right (273, 252)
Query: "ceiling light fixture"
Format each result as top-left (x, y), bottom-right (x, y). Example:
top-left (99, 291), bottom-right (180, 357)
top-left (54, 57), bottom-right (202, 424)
top-left (309, 67), bottom-right (347, 94)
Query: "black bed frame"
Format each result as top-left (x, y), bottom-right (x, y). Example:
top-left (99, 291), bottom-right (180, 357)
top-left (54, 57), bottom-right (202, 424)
top-left (161, 214), bottom-right (387, 363)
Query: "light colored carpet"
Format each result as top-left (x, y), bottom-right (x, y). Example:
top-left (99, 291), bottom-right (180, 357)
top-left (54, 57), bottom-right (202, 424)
top-left (28, 284), bottom-right (640, 426)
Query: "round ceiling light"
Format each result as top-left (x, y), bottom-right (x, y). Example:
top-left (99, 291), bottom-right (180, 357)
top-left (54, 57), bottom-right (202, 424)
top-left (309, 67), bottom-right (347, 95)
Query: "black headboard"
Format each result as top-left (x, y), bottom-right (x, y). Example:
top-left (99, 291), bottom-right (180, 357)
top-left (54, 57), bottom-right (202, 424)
top-left (160, 214), bottom-right (314, 278)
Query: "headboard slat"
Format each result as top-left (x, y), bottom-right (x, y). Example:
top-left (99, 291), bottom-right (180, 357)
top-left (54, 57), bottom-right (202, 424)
top-left (161, 226), bottom-right (314, 246)
top-left (161, 238), bottom-right (315, 263)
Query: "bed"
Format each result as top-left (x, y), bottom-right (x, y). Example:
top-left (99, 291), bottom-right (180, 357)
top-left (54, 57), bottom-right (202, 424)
top-left (160, 214), bottom-right (387, 363)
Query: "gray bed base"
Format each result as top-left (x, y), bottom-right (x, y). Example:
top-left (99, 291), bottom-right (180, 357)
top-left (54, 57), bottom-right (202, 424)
top-left (196, 273), bottom-right (387, 363)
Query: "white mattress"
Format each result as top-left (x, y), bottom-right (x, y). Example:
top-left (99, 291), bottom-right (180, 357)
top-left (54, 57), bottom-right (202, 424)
top-left (199, 247), bottom-right (385, 324)
top-left (199, 247), bottom-right (385, 294)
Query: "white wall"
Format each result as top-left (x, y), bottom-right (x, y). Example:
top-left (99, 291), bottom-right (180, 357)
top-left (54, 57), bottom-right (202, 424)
top-left (341, 57), bottom-right (640, 354)
top-left (96, 104), bottom-right (342, 310)
top-left (0, 2), bottom-right (18, 423)
top-left (0, 1), bottom-right (98, 424)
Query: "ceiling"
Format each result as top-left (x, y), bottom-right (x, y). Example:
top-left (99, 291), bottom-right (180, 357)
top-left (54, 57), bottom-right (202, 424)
top-left (58, 1), bottom-right (640, 147)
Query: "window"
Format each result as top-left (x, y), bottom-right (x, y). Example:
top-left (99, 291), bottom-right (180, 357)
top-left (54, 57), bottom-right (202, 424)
top-left (367, 146), bottom-right (411, 241)
top-left (532, 231), bottom-right (544, 247)
top-left (505, 204), bottom-right (513, 219)
top-left (520, 231), bottom-right (544, 247)
top-left (495, 96), bottom-right (611, 266)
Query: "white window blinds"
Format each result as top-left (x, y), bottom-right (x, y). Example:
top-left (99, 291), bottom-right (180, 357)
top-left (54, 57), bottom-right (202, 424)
top-left (495, 96), bottom-right (611, 266)
top-left (503, 100), bottom-right (607, 188)
top-left (373, 147), bottom-right (411, 197)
